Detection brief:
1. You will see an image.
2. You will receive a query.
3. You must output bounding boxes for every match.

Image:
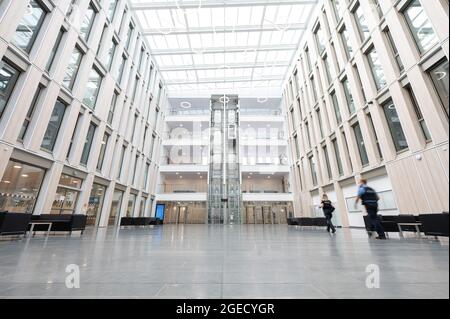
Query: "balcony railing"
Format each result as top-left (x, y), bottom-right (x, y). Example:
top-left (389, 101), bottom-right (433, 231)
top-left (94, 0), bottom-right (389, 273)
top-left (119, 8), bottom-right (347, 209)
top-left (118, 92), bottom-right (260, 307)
top-left (240, 108), bottom-right (282, 116)
top-left (158, 184), bottom-right (208, 193)
top-left (160, 156), bottom-right (209, 166)
top-left (242, 185), bottom-right (290, 194)
top-left (169, 109), bottom-right (210, 116)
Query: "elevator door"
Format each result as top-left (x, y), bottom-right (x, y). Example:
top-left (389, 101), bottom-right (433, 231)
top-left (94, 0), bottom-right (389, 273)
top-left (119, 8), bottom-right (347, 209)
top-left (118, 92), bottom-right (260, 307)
top-left (245, 205), bottom-right (256, 224)
top-left (262, 206), bottom-right (273, 225)
top-left (254, 206), bottom-right (264, 224)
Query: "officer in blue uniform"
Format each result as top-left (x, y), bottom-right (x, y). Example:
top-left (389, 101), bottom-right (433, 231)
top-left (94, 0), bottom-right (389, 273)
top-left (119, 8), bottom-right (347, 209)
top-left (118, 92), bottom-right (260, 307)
top-left (355, 179), bottom-right (386, 240)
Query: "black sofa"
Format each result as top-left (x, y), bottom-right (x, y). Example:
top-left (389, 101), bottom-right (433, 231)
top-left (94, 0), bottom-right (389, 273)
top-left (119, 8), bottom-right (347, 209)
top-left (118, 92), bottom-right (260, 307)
top-left (363, 213), bottom-right (448, 238)
top-left (287, 217), bottom-right (328, 228)
top-left (0, 211), bottom-right (32, 237)
top-left (419, 213), bottom-right (449, 237)
top-left (120, 217), bottom-right (159, 227)
top-left (27, 214), bottom-right (87, 234)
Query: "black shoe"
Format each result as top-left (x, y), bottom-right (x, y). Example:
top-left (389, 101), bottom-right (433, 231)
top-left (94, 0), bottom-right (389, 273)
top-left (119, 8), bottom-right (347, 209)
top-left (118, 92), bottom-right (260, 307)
top-left (375, 236), bottom-right (387, 240)
top-left (332, 229), bottom-right (336, 234)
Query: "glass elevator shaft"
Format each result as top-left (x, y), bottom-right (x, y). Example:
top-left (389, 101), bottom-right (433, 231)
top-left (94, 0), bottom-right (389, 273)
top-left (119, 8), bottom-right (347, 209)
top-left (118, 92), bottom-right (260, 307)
top-left (208, 95), bottom-right (242, 224)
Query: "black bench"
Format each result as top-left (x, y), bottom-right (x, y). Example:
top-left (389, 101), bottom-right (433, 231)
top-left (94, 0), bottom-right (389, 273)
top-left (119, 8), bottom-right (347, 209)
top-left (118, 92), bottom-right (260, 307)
top-left (419, 213), bottom-right (449, 237)
top-left (0, 211), bottom-right (32, 237)
top-left (27, 214), bottom-right (87, 234)
top-left (120, 217), bottom-right (159, 227)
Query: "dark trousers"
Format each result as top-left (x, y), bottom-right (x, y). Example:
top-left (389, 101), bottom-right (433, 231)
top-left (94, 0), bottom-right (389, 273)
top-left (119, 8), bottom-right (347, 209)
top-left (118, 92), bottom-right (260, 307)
top-left (325, 215), bottom-right (336, 233)
top-left (366, 205), bottom-right (386, 238)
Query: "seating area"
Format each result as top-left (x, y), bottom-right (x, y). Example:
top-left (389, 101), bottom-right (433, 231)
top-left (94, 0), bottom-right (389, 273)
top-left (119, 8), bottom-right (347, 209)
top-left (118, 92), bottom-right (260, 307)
top-left (120, 217), bottom-right (162, 227)
top-left (363, 212), bottom-right (449, 238)
top-left (0, 211), bottom-right (87, 238)
top-left (287, 217), bottom-right (328, 228)
top-left (27, 214), bottom-right (87, 235)
top-left (0, 211), bottom-right (32, 237)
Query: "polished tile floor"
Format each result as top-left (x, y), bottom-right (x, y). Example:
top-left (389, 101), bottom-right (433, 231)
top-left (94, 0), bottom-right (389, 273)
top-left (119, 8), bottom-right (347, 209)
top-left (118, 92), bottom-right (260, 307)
top-left (0, 225), bottom-right (448, 299)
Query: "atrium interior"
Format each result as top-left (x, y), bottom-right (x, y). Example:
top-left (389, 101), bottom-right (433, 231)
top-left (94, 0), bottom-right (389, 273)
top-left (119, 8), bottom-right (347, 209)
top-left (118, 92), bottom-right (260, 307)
top-left (0, 0), bottom-right (448, 299)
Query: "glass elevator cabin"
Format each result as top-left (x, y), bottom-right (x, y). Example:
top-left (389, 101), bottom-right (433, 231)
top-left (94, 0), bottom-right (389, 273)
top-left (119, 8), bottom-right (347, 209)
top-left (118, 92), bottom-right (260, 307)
top-left (208, 95), bottom-right (242, 224)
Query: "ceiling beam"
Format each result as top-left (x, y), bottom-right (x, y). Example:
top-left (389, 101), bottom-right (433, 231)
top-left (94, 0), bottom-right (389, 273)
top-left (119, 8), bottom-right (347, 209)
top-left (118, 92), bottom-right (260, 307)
top-left (131, 0), bottom-right (318, 10)
top-left (142, 23), bottom-right (307, 36)
top-left (165, 75), bottom-right (284, 85)
top-left (160, 61), bottom-right (290, 71)
top-left (150, 44), bottom-right (297, 55)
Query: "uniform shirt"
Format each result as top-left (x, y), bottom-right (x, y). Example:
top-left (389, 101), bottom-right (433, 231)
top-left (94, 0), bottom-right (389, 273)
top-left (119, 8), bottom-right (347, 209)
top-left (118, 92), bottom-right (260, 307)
top-left (358, 185), bottom-right (378, 205)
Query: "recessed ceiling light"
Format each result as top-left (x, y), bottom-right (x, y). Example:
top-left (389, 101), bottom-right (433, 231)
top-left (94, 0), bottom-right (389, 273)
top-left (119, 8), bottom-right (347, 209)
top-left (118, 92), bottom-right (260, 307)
top-left (13, 165), bottom-right (22, 169)
top-left (21, 174), bottom-right (29, 177)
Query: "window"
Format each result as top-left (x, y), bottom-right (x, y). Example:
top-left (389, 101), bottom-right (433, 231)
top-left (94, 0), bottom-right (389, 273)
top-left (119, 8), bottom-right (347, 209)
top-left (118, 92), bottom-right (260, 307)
top-left (340, 27), bottom-right (353, 59)
top-left (367, 47), bottom-right (387, 90)
top-left (342, 77), bottom-right (355, 114)
top-left (367, 113), bottom-right (383, 160)
top-left (105, 38), bottom-right (117, 70)
top-left (294, 136), bottom-right (300, 158)
top-left (316, 108), bottom-right (324, 139)
top-left (63, 46), bottom-right (83, 90)
top-left (126, 194), bottom-right (137, 217)
top-left (51, 174), bottom-right (83, 215)
top-left (83, 68), bottom-right (102, 109)
top-left (66, 113), bottom-right (82, 159)
top-left (311, 77), bottom-right (318, 103)
top-left (108, 0), bottom-right (118, 21)
top-left (309, 155), bottom-right (318, 186)
top-left (297, 98), bottom-right (303, 120)
top-left (11, 0), bottom-right (46, 53)
top-left (97, 132), bottom-right (110, 171)
top-left (353, 122), bottom-right (369, 166)
top-left (331, 0), bottom-right (344, 21)
top-left (305, 121), bottom-right (312, 149)
top-left (342, 131), bottom-right (353, 171)
top-left (117, 145), bottom-right (126, 179)
top-left (116, 54), bottom-right (126, 84)
top-left (80, 122), bottom-right (97, 165)
top-left (382, 99), bottom-right (409, 152)
top-left (332, 138), bottom-right (344, 176)
top-left (406, 86), bottom-right (432, 141)
top-left (109, 189), bottom-right (123, 226)
top-left (18, 86), bottom-right (41, 141)
top-left (323, 145), bottom-right (332, 180)
top-left (132, 155), bottom-right (139, 185)
top-left (108, 92), bottom-right (118, 125)
top-left (156, 83), bottom-right (163, 106)
top-left (354, 66), bottom-right (367, 103)
top-left (385, 28), bottom-right (404, 73)
top-left (96, 25), bottom-right (108, 56)
top-left (0, 160), bottom-right (46, 213)
top-left (126, 23), bottom-right (134, 50)
top-left (331, 91), bottom-right (342, 124)
top-left (79, 3), bottom-right (96, 42)
top-left (354, 3), bottom-right (370, 42)
top-left (323, 55), bottom-right (334, 85)
top-left (143, 162), bottom-right (150, 189)
top-left (45, 29), bottom-right (64, 72)
top-left (403, 0), bottom-right (438, 54)
top-left (0, 60), bottom-right (20, 119)
top-left (131, 113), bottom-right (138, 142)
top-left (370, 0), bottom-right (383, 19)
top-left (429, 59), bottom-right (449, 116)
top-left (305, 47), bottom-right (312, 73)
top-left (86, 183), bottom-right (106, 226)
top-left (41, 99), bottom-right (66, 151)
top-left (315, 24), bottom-right (326, 54)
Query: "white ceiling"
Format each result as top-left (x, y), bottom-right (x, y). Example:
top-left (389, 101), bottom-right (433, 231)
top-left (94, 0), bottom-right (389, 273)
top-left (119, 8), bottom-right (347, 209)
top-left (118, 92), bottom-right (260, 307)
top-left (129, 0), bottom-right (318, 97)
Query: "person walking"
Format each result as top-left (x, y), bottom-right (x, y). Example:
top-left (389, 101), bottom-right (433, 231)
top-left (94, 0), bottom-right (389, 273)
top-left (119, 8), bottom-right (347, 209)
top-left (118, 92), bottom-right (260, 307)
top-left (320, 194), bottom-right (336, 234)
top-left (355, 179), bottom-right (387, 240)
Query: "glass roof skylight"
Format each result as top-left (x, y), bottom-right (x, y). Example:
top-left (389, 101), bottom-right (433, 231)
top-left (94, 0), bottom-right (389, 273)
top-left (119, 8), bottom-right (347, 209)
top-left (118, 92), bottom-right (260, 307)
top-left (129, 0), bottom-right (318, 96)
